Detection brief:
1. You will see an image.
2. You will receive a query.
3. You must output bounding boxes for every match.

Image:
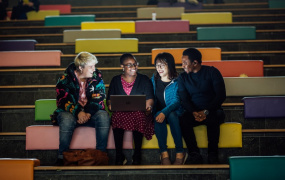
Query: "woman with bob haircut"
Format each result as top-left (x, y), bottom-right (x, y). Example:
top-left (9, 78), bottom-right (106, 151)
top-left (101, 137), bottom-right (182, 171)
top-left (151, 52), bottom-right (187, 165)
top-left (52, 52), bottom-right (110, 166)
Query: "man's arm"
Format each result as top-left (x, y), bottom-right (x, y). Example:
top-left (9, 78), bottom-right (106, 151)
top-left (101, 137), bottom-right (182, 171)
top-left (178, 75), bottom-right (195, 113)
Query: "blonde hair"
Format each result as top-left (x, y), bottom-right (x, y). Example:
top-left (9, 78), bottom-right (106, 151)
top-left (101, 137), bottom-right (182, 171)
top-left (74, 52), bottom-right (98, 70)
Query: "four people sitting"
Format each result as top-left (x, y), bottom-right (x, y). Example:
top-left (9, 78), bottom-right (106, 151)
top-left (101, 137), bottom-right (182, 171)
top-left (53, 48), bottom-right (225, 165)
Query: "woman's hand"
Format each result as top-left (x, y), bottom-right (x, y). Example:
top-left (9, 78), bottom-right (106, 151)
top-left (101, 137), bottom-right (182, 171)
top-left (155, 113), bottom-right (165, 123)
top-left (77, 112), bottom-right (91, 124)
top-left (145, 106), bottom-right (152, 116)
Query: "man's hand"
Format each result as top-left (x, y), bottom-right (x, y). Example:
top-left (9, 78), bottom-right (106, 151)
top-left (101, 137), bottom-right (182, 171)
top-left (193, 111), bottom-right (206, 122)
top-left (77, 111), bottom-right (91, 124)
top-left (155, 112), bottom-right (165, 123)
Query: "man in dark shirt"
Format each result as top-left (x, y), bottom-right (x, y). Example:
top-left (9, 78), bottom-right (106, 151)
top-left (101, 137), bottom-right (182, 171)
top-left (178, 48), bottom-right (226, 164)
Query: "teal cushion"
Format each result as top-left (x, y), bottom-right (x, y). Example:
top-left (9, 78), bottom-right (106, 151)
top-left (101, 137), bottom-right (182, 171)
top-left (269, 0), bottom-right (285, 8)
top-left (45, 15), bottom-right (95, 26)
top-left (35, 99), bottom-right (56, 121)
top-left (197, 26), bottom-right (256, 40)
top-left (229, 156), bottom-right (285, 180)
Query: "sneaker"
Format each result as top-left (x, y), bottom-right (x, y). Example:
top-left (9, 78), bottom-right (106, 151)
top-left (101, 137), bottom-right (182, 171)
top-left (115, 154), bottom-right (127, 165)
top-left (173, 152), bottom-right (188, 165)
top-left (208, 152), bottom-right (220, 164)
top-left (188, 152), bottom-right (203, 164)
top-left (160, 156), bottom-right (171, 165)
top-left (55, 158), bottom-right (64, 166)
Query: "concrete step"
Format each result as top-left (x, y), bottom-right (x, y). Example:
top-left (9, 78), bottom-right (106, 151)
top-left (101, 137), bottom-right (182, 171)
top-left (1, 30), bottom-right (284, 43)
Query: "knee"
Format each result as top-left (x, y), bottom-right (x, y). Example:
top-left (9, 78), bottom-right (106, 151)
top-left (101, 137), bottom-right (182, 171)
top-left (167, 112), bottom-right (179, 123)
top-left (57, 112), bottom-right (76, 127)
top-left (94, 110), bottom-right (110, 126)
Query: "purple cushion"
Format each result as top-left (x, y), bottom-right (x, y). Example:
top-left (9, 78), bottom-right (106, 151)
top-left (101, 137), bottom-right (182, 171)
top-left (0, 40), bottom-right (37, 51)
top-left (135, 20), bottom-right (189, 33)
top-left (243, 96), bottom-right (285, 118)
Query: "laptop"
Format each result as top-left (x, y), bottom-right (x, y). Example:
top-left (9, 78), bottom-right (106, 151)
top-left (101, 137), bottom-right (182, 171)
top-left (110, 95), bottom-right (146, 111)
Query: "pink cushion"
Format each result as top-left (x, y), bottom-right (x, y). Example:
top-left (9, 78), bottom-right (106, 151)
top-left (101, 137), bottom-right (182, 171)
top-left (39, 4), bottom-right (71, 14)
top-left (26, 125), bottom-right (133, 150)
top-left (135, 20), bottom-right (189, 33)
top-left (0, 51), bottom-right (61, 67)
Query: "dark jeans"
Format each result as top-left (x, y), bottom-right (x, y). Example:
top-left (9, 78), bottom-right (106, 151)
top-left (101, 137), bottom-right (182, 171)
top-left (57, 110), bottom-right (110, 159)
top-left (179, 109), bottom-right (225, 154)
top-left (11, 5), bottom-right (35, 19)
top-left (155, 111), bottom-right (184, 153)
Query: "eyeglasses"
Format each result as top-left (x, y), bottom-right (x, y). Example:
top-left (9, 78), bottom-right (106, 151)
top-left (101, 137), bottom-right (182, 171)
top-left (123, 63), bottom-right (139, 68)
top-left (155, 63), bottom-right (167, 69)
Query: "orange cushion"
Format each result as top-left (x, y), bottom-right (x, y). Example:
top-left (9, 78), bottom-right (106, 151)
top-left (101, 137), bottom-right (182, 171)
top-left (203, 60), bottom-right (264, 77)
top-left (152, 47), bottom-right (221, 64)
top-left (0, 158), bottom-right (40, 180)
top-left (39, 4), bottom-right (71, 14)
top-left (0, 51), bottom-right (61, 67)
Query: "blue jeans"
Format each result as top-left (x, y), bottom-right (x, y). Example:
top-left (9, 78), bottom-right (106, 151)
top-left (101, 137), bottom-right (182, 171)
top-left (154, 111), bottom-right (184, 153)
top-left (57, 110), bottom-right (110, 158)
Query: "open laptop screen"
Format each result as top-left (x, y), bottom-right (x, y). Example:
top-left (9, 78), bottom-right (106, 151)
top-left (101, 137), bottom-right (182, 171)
top-left (110, 95), bottom-right (146, 111)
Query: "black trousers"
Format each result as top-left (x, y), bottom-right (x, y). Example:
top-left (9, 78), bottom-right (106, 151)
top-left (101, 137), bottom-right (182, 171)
top-left (113, 128), bottom-right (143, 157)
top-left (179, 108), bottom-right (225, 154)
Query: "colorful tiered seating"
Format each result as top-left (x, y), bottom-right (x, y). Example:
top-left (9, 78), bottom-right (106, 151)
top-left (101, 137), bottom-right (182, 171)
top-left (181, 12), bottom-right (232, 24)
top-left (0, 50), bottom-right (61, 67)
top-left (229, 156), bottom-right (285, 180)
top-left (197, 26), bottom-right (256, 40)
top-left (137, 7), bottom-right (185, 18)
top-left (81, 21), bottom-right (135, 33)
top-left (0, 158), bottom-right (40, 180)
top-left (26, 10), bottom-right (60, 20)
top-left (135, 20), bottom-right (189, 33)
top-left (45, 15), bottom-right (95, 26)
top-left (152, 47), bottom-right (221, 64)
top-left (203, 60), bottom-right (264, 77)
top-left (142, 123), bottom-right (242, 149)
top-left (63, 29), bottom-right (121, 43)
top-left (243, 96), bottom-right (285, 118)
top-left (0, 39), bottom-right (37, 51)
top-left (75, 38), bottom-right (138, 53)
top-left (224, 77), bottom-right (285, 96)
top-left (39, 4), bottom-right (72, 14)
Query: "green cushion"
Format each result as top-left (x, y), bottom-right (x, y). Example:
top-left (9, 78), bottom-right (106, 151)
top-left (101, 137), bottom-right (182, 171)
top-left (230, 156), bottom-right (285, 180)
top-left (45, 15), bottom-right (95, 26)
top-left (35, 99), bottom-right (111, 121)
top-left (35, 99), bottom-right (57, 121)
top-left (197, 26), bottom-right (256, 41)
top-left (269, 0), bottom-right (285, 8)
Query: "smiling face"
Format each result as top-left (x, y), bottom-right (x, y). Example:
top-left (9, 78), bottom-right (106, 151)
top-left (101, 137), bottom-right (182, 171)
top-left (79, 61), bottom-right (96, 78)
top-left (182, 55), bottom-right (196, 74)
top-left (155, 60), bottom-right (169, 79)
top-left (121, 58), bottom-right (138, 77)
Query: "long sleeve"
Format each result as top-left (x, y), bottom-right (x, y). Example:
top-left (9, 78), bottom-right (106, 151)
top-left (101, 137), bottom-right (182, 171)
top-left (178, 74), bottom-right (195, 113)
top-left (206, 68), bottom-right (226, 110)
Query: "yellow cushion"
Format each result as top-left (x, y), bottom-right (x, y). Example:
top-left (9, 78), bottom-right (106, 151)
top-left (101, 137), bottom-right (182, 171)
top-left (75, 38), bottom-right (138, 53)
top-left (26, 10), bottom-right (60, 20)
top-left (181, 12), bottom-right (232, 24)
top-left (81, 21), bottom-right (135, 33)
top-left (142, 122), bottom-right (242, 149)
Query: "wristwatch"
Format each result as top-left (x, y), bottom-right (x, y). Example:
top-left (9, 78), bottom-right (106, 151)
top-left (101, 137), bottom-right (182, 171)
top-left (204, 110), bottom-right (209, 116)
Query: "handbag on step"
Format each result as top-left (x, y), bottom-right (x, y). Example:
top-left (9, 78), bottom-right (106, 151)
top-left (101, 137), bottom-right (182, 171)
top-left (63, 149), bottom-right (109, 166)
